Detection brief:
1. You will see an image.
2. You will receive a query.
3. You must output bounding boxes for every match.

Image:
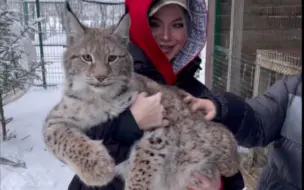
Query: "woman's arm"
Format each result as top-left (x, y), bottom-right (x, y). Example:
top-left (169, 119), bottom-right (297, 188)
top-left (86, 109), bottom-right (142, 144)
top-left (205, 76), bottom-right (301, 147)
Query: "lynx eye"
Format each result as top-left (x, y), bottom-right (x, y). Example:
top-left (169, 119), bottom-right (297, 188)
top-left (81, 54), bottom-right (93, 63)
top-left (108, 55), bottom-right (118, 63)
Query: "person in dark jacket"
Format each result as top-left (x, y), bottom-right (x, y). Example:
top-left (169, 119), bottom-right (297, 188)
top-left (184, 75), bottom-right (302, 190)
top-left (68, 0), bottom-right (245, 189)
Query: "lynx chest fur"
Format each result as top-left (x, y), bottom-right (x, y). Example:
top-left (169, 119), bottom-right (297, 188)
top-left (46, 88), bottom-right (135, 131)
top-left (43, 3), bottom-right (239, 190)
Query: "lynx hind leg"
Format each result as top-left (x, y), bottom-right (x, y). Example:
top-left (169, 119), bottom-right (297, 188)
top-left (43, 123), bottom-right (116, 187)
top-left (217, 127), bottom-right (239, 177)
top-left (216, 150), bottom-right (239, 177)
top-left (208, 124), bottom-right (240, 177)
top-left (125, 134), bottom-right (168, 190)
top-left (192, 121), bottom-right (239, 178)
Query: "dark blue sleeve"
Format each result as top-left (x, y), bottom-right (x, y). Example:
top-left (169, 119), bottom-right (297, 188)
top-left (86, 109), bottom-right (143, 144)
top-left (206, 75), bottom-right (298, 147)
top-left (208, 92), bottom-right (263, 147)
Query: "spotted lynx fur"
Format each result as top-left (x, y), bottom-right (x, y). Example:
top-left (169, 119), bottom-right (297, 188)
top-left (43, 3), bottom-right (239, 190)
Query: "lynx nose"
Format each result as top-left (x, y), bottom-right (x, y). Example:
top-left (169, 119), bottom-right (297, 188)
top-left (95, 75), bottom-right (107, 82)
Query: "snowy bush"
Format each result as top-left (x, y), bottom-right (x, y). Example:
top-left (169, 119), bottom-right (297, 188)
top-left (0, 5), bottom-right (43, 140)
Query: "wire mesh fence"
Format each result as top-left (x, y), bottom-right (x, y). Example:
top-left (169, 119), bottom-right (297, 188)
top-left (211, 0), bottom-right (302, 188)
top-left (7, 0), bottom-right (125, 86)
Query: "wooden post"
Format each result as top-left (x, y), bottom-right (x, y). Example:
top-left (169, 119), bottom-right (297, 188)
top-left (253, 64), bottom-right (261, 97)
top-left (204, 0), bottom-right (216, 88)
top-left (226, 0), bottom-right (244, 94)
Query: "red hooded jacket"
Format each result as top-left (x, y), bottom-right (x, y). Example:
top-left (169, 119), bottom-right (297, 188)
top-left (125, 0), bottom-right (207, 85)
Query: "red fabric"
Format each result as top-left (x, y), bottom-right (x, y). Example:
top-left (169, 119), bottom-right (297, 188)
top-left (219, 177), bottom-right (224, 190)
top-left (125, 0), bottom-right (176, 84)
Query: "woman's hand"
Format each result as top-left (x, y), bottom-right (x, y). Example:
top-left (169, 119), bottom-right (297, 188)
top-left (183, 94), bottom-right (217, 121)
top-left (130, 92), bottom-right (169, 130)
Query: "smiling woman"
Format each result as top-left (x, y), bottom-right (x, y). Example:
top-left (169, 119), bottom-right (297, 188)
top-left (127, 0), bottom-right (207, 84)
top-left (148, 2), bottom-right (188, 61)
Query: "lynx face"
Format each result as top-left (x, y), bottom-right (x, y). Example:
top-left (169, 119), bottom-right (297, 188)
top-left (63, 8), bottom-right (133, 95)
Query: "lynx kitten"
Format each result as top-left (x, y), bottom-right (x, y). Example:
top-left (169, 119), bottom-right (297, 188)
top-left (43, 3), bottom-right (239, 190)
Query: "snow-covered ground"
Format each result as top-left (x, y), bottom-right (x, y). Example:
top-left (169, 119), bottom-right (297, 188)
top-left (1, 86), bottom-right (74, 190)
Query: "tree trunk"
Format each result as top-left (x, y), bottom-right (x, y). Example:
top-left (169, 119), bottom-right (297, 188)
top-left (0, 92), bottom-right (7, 141)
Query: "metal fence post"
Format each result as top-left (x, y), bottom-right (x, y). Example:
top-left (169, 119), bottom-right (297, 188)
top-left (23, 0), bottom-right (29, 25)
top-left (35, 0), bottom-right (47, 89)
top-left (226, 0), bottom-right (244, 94)
top-left (204, 0), bottom-right (216, 88)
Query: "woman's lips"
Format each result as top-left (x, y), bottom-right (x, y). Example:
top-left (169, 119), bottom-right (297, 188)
top-left (160, 45), bottom-right (174, 53)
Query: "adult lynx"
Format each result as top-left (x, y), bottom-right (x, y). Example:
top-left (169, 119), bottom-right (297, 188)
top-left (43, 3), bottom-right (239, 190)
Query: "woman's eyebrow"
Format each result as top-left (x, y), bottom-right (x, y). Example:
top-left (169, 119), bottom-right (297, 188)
top-left (172, 17), bottom-right (183, 22)
top-left (149, 16), bottom-right (159, 21)
top-left (149, 16), bottom-right (183, 22)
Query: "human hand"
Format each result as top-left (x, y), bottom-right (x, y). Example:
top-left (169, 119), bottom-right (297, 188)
top-left (187, 171), bottom-right (221, 190)
top-left (130, 92), bottom-right (169, 130)
top-left (183, 94), bottom-right (217, 121)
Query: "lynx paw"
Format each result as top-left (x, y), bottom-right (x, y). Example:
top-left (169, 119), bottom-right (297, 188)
top-left (71, 140), bottom-right (116, 187)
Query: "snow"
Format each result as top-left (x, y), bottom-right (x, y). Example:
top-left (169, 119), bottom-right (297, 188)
top-left (1, 86), bottom-right (74, 190)
top-left (198, 45), bottom-right (206, 84)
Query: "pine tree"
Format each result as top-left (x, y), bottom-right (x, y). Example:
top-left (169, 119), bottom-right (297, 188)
top-left (0, 5), bottom-right (43, 140)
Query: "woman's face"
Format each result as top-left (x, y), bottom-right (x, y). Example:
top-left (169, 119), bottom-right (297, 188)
top-left (149, 4), bottom-right (187, 61)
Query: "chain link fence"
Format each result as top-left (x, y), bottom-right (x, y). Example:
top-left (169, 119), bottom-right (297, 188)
top-left (7, 0), bottom-right (125, 86)
top-left (210, 0), bottom-right (301, 188)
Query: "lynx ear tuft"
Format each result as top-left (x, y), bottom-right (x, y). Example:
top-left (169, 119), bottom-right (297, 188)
top-left (64, 1), bottom-right (86, 46)
top-left (113, 14), bottom-right (130, 45)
